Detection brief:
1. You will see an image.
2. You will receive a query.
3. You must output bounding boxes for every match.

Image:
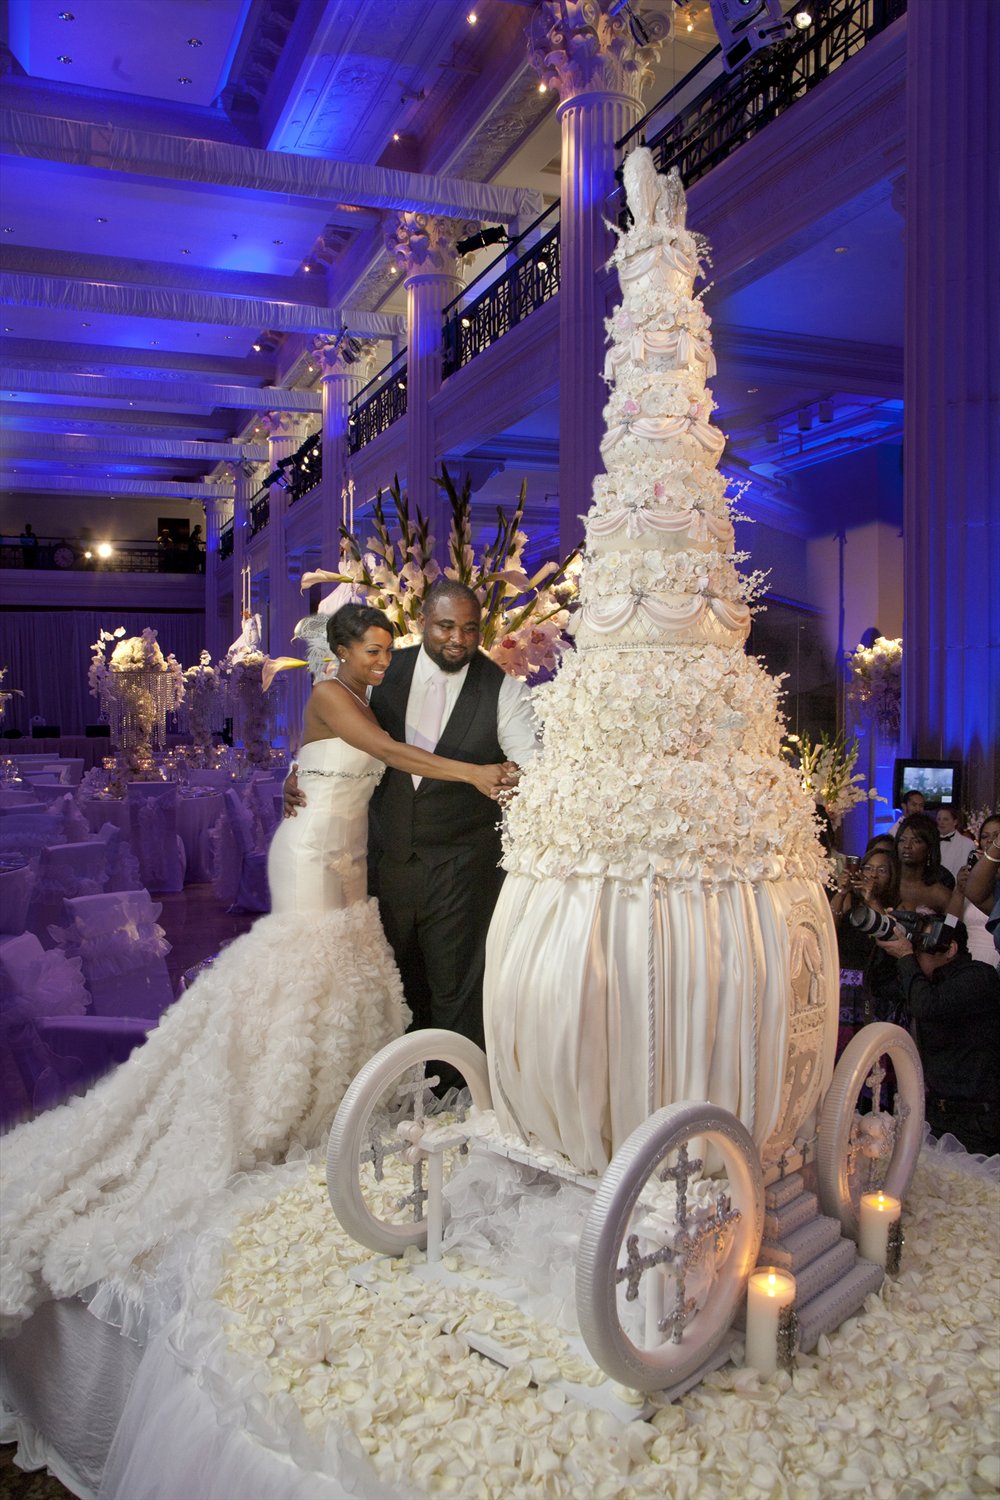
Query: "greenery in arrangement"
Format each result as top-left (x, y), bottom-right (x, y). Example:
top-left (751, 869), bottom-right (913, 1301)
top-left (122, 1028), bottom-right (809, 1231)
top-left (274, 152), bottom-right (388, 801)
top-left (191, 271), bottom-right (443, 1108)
top-left (782, 730), bottom-right (883, 830)
top-left (301, 467), bottom-right (581, 679)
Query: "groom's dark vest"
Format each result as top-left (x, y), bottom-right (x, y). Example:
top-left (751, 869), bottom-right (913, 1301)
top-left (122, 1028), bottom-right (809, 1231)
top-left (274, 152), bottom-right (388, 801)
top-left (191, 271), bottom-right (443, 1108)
top-left (369, 647), bottom-right (505, 868)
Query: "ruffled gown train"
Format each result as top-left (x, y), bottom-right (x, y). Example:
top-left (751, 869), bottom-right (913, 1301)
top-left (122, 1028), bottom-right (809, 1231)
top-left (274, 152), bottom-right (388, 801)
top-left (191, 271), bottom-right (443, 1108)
top-left (1, 739), bottom-right (407, 1332)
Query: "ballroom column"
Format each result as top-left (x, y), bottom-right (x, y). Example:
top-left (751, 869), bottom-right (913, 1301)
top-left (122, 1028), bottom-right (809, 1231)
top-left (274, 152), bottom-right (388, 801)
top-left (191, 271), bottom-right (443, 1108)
top-left (318, 338), bottom-right (378, 561)
top-left (262, 411), bottom-right (299, 655)
top-left (529, 1), bottom-right (669, 552)
top-left (202, 494), bottom-right (229, 661)
top-left (231, 462), bottom-right (254, 640)
top-left (385, 212), bottom-right (477, 552)
top-left (902, 0), bottom-right (999, 805)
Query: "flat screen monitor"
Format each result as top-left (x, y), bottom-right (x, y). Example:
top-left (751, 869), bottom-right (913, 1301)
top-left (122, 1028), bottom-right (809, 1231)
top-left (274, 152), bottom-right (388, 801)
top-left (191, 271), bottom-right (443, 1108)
top-left (892, 758), bottom-right (962, 809)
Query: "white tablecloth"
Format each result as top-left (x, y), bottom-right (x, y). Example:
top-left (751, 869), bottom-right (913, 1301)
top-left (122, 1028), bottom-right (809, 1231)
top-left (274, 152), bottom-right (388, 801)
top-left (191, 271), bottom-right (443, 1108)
top-left (80, 792), bottom-right (224, 885)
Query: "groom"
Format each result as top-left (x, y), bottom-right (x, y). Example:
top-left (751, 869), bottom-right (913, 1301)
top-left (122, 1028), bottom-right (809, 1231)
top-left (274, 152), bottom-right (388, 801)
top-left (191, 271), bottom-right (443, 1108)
top-left (284, 580), bottom-right (537, 1052)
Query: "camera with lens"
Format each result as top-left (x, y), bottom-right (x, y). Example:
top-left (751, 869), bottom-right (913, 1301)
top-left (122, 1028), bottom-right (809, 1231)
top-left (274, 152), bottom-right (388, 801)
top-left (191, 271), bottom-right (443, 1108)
top-left (848, 903), bottom-right (956, 953)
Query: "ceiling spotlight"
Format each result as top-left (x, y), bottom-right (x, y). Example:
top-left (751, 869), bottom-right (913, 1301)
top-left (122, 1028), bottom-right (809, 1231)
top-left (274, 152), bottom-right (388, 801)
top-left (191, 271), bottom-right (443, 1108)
top-left (57, 54), bottom-right (73, 63)
top-left (96, 216), bottom-right (108, 223)
top-left (746, 386), bottom-right (759, 395)
top-left (834, 245), bottom-right (849, 254)
top-left (797, 409), bottom-right (812, 432)
top-left (3, 326), bottom-right (11, 333)
top-left (272, 238), bottom-right (283, 245)
top-left (792, 6), bottom-right (813, 26)
top-left (466, 9), bottom-right (478, 21)
top-left (58, 10), bottom-right (75, 18)
top-left (177, 76), bottom-right (192, 84)
top-left (302, 262), bottom-right (312, 271)
top-left (392, 132), bottom-right (401, 142)
top-left (537, 80), bottom-right (548, 94)
top-left (96, 542), bottom-right (113, 559)
top-left (2, 227), bottom-right (13, 233)
top-left (180, 248), bottom-right (191, 254)
top-left (818, 400), bottom-right (834, 423)
top-left (82, 321), bottom-right (91, 327)
top-left (150, 340), bottom-right (158, 346)
top-left (187, 37), bottom-right (202, 46)
top-left (252, 341), bottom-right (262, 352)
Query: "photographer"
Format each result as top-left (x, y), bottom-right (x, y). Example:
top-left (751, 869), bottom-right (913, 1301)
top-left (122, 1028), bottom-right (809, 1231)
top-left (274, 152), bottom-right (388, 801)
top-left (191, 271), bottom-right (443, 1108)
top-left (874, 917), bottom-right (999, 1157)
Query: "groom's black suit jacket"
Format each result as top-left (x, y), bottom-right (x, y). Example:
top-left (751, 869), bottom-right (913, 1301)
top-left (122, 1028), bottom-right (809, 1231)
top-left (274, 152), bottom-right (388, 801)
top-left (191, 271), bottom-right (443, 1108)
top-left (367, 645), bottom-right (506, 868)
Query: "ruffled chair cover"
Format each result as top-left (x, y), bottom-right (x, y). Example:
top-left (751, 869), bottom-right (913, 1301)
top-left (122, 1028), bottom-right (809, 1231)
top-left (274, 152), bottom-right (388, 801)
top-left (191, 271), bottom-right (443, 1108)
top-left (50, 890), bottom-right (175, 1020)
top-left (126, 783), bottom-right (185, 893)
top-left (222, 788), bottom-right (270, 913)
top-left (0, 862), bottom-right (34, 936)
top-left (27, 840), bottom-right (109, 940)
top-left (93, 822), bottom-right (143, 893)
top-left (0, 931), bottom-right (90, 1125)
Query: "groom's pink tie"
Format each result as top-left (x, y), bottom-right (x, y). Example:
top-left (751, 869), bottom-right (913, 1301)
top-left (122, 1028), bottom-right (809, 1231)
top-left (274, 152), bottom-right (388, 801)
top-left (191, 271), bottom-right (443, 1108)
top-left (411, 672), bottom-right (447, 787)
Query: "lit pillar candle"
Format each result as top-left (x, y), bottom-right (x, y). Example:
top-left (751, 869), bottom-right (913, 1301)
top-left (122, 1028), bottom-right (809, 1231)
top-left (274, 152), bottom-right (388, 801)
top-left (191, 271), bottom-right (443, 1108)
top-left (745, 1268), bottom-right (796, 1378)
top-left (858, 1190), bottom-right (901, 1268)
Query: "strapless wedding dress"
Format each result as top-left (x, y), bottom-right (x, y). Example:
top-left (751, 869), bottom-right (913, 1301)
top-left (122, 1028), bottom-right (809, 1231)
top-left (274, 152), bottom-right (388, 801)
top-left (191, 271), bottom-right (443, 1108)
top-left (0, 737), bottom-right (407, 1333)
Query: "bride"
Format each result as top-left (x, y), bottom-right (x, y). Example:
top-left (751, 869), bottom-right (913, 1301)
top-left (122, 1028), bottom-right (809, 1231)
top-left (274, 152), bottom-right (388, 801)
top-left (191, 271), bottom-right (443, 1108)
top-left (1, 604), bottom-right (511, 1332)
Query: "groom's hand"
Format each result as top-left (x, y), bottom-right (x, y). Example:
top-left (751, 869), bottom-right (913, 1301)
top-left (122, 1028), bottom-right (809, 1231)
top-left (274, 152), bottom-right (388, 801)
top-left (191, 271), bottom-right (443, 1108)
top-left (283, 764), bottom-right (307, 818)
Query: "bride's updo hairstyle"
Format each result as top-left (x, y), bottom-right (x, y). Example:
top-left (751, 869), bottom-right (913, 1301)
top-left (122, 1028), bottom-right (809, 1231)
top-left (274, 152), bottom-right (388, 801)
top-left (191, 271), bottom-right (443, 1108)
top-left (326, 603), bottom-right (393, 654)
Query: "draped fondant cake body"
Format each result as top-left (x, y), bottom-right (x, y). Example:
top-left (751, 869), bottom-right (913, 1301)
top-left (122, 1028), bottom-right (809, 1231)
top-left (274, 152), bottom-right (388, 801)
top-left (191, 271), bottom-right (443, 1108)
top-left (484, 150), bottom-right (837, 1175)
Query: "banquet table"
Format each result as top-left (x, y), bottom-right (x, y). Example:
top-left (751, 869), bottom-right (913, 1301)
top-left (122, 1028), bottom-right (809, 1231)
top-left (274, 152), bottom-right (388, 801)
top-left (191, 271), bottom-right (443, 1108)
top-left (80, 790), bottom-right (225, 885)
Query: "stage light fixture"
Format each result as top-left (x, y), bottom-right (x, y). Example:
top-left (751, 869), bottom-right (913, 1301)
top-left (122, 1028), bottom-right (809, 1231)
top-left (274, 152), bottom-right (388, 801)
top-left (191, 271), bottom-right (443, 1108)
top-left (187, 37), bottom-right (202, 46)
top-left (792, 6), bottom-right (812, 26)
top-left (819, 400), bottom-right (834, 423)
top-left (57, 55), bottom-right (72, 63)
top-left (708, 0), bottom-right (789, 71)
top-left (177, 77), bottom-right (192, 85)
top-left (456, 226), bottom-right (507, 256)
top-left (797, 409), bottom-right (812, 432)
top-left (252, 342), bottom-right (262, 352)
top-left (466, 9), bottom-right (478, 22)
top-left (58, 10), bottom-right (75, 19)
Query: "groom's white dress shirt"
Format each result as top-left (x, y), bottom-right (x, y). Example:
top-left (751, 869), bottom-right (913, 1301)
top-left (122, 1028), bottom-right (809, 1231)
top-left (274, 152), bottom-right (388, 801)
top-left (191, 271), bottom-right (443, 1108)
top-left (404, 645), bottom-right (538, 787)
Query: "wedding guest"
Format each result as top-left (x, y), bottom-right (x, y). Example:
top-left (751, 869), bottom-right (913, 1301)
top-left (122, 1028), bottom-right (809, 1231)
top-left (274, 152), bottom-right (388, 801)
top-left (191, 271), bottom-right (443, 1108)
top-left (895, 814), bottom-right (954, 910)
top-left (187, 524), bottom-right (205, 573)
top-left (956, 814), bottom-right (1000, 964)
top-left (888, 789), bottom-right (925, 836)
top-left (18, 523), bottom-right (38, 568)
top-left (875, 918), bottom-right (1000, 1156)
top-left (830, 847), bottom-right (903, 1052)
top-left (936, 805), bottom-right (976, 880)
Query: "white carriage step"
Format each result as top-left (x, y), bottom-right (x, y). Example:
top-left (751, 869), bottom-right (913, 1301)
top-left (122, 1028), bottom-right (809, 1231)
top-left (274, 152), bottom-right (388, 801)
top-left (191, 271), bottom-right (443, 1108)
top-left (786, 1237), bottom-right (858, 1308)
top-left (763, 1172), bottom-right (806, 1210)
top-left (796, 1259), bottom-right (885, 1353)
top-left (763, 1190), bottom-right (818, 1241)
top-left (758, 1213), bottom-right (842, 1273)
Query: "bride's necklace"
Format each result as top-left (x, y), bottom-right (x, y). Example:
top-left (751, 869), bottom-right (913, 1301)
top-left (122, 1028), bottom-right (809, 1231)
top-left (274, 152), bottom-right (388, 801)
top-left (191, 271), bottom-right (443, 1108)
top-left (336, 676), bottom-right (371, 710)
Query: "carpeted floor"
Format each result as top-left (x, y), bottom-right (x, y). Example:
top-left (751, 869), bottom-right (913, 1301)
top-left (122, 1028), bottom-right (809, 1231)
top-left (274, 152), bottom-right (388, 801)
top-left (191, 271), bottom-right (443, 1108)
top-left (0, 1444), bottom-right (74, 1500)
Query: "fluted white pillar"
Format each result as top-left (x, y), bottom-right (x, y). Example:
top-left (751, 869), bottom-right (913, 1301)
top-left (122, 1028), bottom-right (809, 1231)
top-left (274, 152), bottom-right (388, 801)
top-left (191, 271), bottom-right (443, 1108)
top-left (202, 495), bottom-right (228, 661)
top-left (318, 339), bottom-right (378, 561)
top-left (262, 411), bottom-right (299, 656)
top-left (231, 464), bottom-right (253, 642)
top-left (386, 212), bottom-right (476, 555)
top-left (902, 0), bottom-right (999, 806)
top-left (529, 2), bottom-right (670, 553)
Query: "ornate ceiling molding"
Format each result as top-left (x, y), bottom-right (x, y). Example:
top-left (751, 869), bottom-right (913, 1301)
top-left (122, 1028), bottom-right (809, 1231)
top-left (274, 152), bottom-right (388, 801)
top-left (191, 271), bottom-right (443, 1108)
top-left (3, 432), bottom-right (270, 463)
top-left (0, 370), bottom-right (322, 410)
top-left (1, 473), bottom-right (236, 500)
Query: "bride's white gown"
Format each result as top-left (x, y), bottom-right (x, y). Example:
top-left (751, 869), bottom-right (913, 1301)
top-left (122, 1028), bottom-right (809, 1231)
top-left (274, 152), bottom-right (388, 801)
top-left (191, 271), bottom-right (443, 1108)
top-left (0, 738), bottom-right (407, 1332)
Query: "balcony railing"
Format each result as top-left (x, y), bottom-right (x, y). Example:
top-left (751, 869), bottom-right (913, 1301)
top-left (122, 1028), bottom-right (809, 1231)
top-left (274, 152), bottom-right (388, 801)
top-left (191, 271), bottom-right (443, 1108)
top-left (0, 537), bottom-right (203, 574)
top-left (248, 491), bottom-right (270, 537)
top-left (348, 351), bottom-right (408, 454)
top-left (618, 0), bottom-right (908, 188)
top-left (442, 204), bottom-right (561, 378)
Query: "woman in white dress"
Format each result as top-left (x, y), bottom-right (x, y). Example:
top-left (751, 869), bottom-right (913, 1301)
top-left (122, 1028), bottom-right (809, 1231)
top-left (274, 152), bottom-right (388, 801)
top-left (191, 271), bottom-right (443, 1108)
top-left (0, 605), bottom-right (510, 1332)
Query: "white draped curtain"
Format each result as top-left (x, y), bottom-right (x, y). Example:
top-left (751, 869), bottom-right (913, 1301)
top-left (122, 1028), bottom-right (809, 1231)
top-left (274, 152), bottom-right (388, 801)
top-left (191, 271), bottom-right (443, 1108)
top-left (0, 611), bottom-right (205, 735)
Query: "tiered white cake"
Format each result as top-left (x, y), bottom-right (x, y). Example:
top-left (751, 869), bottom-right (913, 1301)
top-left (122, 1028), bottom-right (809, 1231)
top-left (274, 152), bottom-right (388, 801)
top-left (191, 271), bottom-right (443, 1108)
top-left (484, 150), bottom-right (837, 1175)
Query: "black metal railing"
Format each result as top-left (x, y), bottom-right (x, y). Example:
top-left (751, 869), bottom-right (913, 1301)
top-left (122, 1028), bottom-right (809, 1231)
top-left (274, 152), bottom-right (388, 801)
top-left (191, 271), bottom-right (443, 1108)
top-left (348, 353), bottom-right (408, 454)
top-left (0, 538), bottom-right (204, 574)
top-left (442, 215), bottom-right (561, 378)
top-left (248, 490), bottom-right (270, 537)
top-left (618, 0), bottom-right (907, 189)
top-left (219, 519), bottom-right (235, 560)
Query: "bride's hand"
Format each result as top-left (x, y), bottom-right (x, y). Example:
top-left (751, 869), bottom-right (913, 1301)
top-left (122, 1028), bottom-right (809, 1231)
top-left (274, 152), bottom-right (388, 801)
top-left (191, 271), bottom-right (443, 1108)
top-left (470, 764), bottom-right (512, 800)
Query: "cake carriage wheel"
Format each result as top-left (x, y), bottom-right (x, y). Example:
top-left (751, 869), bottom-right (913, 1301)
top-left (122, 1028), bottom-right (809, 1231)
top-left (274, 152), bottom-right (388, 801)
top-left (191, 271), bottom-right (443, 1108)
top-left (575, 1102), bottom-right (764, 1393)
top-left (326, 1029), bottom-right (491, 1255)
top-left (816, 1021), bottom-right (924, 1240)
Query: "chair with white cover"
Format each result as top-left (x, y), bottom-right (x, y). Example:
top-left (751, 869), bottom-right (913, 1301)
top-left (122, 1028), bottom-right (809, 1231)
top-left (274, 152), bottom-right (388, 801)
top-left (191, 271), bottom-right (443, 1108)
top-left (26, 839), bottom-right (110, 941)
top-left (93, 821), bottom-right (143, 893)
top-left (126, 782), bottom-right (185, 893)
top-left (15, 781), bottom-right (69, 808)
top-left (0, 859), bottom-right (35, 935)
top-left (0, 931), bottom-right (92, 1122)
top-left (52, 890), bottom-right (175, 1020)
top-left (223, 787), bottom-right (270, 912)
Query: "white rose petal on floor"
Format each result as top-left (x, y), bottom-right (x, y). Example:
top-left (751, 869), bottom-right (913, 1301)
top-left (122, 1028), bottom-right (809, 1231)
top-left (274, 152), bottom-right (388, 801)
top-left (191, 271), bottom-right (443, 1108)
top-left (136, 1143), bottom-right (1000, 1500)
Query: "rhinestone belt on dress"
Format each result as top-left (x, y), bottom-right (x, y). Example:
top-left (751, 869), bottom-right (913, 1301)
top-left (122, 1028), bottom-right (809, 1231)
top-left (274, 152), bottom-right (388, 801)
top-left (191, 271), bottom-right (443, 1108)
top-left (299, 767), bottom-right (383, 780)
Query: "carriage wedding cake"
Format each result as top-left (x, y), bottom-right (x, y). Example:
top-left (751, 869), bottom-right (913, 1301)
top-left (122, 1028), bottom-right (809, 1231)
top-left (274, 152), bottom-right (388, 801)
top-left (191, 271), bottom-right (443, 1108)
top-left (484, 149), bottom-right (838, 1176)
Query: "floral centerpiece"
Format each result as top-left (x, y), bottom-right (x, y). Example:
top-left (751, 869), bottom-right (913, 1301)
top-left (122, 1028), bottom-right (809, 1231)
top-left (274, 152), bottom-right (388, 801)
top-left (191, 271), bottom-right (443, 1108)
top-left (847, 635), bottom-right (902, 738)
top-left (781, 730), bottom-right (883, 832)
top-left (218, 613), bottom-right (273, 768)
top-left (180, 651), bottom-right (224, 765)
top-left (89, 627), bottom-right (184, 772)
top-left (299, 468), bottom-right (580, 681)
